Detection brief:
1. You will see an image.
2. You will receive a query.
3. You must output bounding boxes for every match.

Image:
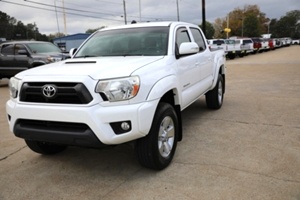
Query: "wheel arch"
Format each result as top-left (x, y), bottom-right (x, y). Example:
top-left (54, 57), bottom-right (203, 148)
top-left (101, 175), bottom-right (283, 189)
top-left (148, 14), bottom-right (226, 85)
top-left (159, 90), bottom-right (182, 141)
top-left (147, 76), bottom-right (183, 141)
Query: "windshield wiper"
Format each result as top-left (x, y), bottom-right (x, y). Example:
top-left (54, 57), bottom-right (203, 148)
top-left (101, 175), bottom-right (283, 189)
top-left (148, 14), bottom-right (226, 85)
top-left (121, 53), bottom-right (144, 56)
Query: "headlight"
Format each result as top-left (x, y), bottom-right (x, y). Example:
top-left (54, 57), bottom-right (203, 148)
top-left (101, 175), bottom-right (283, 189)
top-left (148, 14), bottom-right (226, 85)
top-left (9, 77), bottom-right (21, 98)
top-left (47, 56), bottom-right (55, 63)
top-left (47, 57), bottom-right (61, 63)
top-left (95, 76), bottom-right (140, 102)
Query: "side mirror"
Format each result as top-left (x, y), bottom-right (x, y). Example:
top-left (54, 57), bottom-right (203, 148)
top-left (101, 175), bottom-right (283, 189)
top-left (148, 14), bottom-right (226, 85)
top-left (17, 49), bottom-right (29, 56)
top-left (179, 42), bottom-right (199, 55)
top-left (69, 48), bottom-right (77, 57)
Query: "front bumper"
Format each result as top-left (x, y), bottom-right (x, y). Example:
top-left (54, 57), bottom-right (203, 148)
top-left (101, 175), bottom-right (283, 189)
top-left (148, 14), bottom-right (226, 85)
top-left (6, 99), bottom-right (158, 146)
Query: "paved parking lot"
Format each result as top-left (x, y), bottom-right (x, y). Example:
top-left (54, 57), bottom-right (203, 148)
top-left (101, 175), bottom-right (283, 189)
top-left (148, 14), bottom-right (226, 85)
top-left (0, 46), bottom-right (299, 200)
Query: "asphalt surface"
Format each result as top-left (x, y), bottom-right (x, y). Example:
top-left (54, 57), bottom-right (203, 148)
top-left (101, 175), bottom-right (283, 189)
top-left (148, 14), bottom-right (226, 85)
top-left (0, 45), bottom-right (299, 200)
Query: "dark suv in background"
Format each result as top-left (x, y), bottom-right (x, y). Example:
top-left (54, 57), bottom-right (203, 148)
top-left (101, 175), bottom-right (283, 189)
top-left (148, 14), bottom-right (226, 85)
top-left (0, 41), bottom-right (68, 79)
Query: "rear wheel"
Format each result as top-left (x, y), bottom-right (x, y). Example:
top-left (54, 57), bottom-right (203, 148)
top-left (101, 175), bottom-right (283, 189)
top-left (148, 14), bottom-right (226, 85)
top-left (135, 103), bottom-right (178, 170)
top-left (25, 140), bottom-right (67, 155)
top-left (227, 53), bottom-right (235, 59)
top-left (206, 74), bottom-right (224, 109)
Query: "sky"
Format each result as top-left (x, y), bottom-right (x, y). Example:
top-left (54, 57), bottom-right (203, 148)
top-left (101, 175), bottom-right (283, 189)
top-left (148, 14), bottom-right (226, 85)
top-left (0, 0), bottom-right (299, 35)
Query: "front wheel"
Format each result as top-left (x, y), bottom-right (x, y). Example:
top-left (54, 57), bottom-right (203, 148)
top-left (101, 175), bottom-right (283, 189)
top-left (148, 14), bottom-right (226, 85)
top-left (25, 140), bottom-right (67, 155)
top-left (205, 74), bottom-right (224, 109)
top-left (135, 103), bottom-right (178, 170)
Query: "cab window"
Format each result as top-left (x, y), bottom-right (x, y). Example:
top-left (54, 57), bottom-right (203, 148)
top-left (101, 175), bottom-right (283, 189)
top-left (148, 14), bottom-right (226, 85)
top-left (1, 44), bottom-right (14, 55)
top-left (15, 44), bottom-right (27, 55)
top-left (190, 28), bottom-right (206, 51)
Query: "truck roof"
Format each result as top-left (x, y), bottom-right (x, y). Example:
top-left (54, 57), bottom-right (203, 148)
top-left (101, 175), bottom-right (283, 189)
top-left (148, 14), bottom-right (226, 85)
top-left (99, 21), bottom-right (195, 32)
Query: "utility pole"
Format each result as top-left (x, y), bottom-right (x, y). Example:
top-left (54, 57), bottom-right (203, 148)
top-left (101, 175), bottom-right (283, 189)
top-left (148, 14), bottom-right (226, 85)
top-left (62, 0), bottom-right (67, 35)
top-left (176, 0), bottom-right (180, 21)
top-left (227, 14), bottom-right (229, 39)
top-left (139, 0), bottom-right (141, 22)
top-left (123, 0), bottom-right (127, 24)
top-left (242, 17), bottom-right (244, 37)
top-left (202, 0), bottom-right (206, 36)
top-left (54, 0), bottom-right (61, 37)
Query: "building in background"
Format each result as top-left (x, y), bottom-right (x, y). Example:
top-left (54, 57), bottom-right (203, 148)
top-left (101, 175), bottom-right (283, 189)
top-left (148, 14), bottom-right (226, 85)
top-left (53, 33), bottom-right (91, 52)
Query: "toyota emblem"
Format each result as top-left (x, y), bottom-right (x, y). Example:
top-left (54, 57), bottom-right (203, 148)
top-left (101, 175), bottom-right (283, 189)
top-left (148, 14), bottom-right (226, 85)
top-left (42, 85), bottom-right (57, 98)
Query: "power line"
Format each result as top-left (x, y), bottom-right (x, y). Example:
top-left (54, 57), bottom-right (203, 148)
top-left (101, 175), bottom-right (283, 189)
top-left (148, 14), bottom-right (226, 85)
top-left (0, 0), bottom-right (124, 22)
top-left (55, 0), bottom-right (121, 15)
top-left (24, 0), bottom-right (117, 17)
top-left (94, 0), bottom-right (122, 5)
top-left (1, 0), bottom-right (174, 24)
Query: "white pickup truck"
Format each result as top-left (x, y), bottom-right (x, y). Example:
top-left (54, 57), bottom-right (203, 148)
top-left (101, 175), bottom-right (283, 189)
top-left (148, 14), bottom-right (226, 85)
top-left (224, 39), bottom-right (249, 59)
top-left (6, 22), bottom-right (226, 170)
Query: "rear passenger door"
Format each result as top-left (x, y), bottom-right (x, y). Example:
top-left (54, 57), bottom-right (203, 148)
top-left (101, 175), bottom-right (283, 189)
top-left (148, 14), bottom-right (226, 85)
top-left (175, 26), bottom-right (201, 108)
top-left (189, 27), bottom-right (213, 89)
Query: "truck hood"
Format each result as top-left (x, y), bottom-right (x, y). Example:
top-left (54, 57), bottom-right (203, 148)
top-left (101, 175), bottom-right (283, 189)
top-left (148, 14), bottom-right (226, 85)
top-left (32, 52), bottom-right (69, 61)
top-left (17, 56), bottom-right (164, 80)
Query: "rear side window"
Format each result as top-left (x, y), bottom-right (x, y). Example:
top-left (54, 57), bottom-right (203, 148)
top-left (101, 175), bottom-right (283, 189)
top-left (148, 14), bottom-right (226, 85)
top-left (243, 40), bottom-right (252, 44)
top-left (1, 44), bottom-right (14, 55)
top-left (213, 40), bottom-right (224, 45)
top-left (190, 28), bottom-right (206, 51)
top-left (225, 40), bottom-right (235, 44)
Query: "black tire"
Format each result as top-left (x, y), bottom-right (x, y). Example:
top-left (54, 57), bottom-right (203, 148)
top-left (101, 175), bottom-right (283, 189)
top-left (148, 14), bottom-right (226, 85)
top-left (135, 103), bottom-right (178, 170)
top-left (228, 54), bottom-right (235, 60)
top-left (205, 74), bottom-right (224, 109)
top-left (25, 140), bottom-right (67, 155)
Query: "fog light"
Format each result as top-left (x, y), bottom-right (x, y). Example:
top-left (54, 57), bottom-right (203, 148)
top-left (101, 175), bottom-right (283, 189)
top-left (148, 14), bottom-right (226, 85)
top-left (110, 121), bottom-right (132, 135)
top-left (121, 122), bottom-right (130, 131)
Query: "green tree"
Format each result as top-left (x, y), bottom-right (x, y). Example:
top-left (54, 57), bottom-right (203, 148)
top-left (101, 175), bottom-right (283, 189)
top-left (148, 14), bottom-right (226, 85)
top-left (0, 11), bottom-right (49, 41)
top-left (243, 14), bottom-right (260, 37)
top-left (213, 4), bottom-right (268, 38)
top-left (199, 21), bottom-right (215, 39)
top-left (213, 17), bottom-right (227, 38)
top-left (48, 33), bottom-right (66, 42)
top-left (0, 11), bottom-right (15, 39)
top-left (272, 10), bottom-right (300, 38)
top-left (85, 26), bottom-right (106, 34)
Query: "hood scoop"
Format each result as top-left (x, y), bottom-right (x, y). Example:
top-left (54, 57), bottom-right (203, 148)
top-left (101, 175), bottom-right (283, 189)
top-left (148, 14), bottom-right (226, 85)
top-left (65, 61), bottom-right (97, 64)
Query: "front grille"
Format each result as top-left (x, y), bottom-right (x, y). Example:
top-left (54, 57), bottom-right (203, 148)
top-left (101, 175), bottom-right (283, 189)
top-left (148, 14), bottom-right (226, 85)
top-left (19, 82), bottom-right (93, 104)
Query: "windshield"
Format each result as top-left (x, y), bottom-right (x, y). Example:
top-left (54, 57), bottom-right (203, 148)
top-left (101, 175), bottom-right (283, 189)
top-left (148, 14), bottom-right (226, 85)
top-left (75, 26), bottom-right (169, 57)
top-left (27, 43), bottom-right (62, 54)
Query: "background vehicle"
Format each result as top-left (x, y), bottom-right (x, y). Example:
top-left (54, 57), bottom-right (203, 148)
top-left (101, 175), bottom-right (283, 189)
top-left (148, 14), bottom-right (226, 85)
top-left (292, 39), bottom-right (300, 45)
top-left (6, 22), bottom-right (226, 170)
top-left (260, 38), bottom-right (270, 52)
top-left (251, 38), bottom-right (262, 53)
top-left (268, 39), bottom-right (275, 50)
top-left (0, 41), bottom-right (67, 79)
top-left (240, 38), bottom-right (254, 55)
top-left (225, 38), bottom-right (250, 59)
top-left (208, 39), bottom-right (226, 51)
